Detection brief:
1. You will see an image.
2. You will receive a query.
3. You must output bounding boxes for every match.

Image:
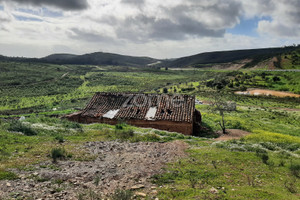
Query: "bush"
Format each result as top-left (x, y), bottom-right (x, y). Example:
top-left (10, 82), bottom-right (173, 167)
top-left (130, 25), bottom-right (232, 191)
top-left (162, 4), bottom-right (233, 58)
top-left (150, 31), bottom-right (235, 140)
top-left (115, 123), bottom-right (126, 130)
top-left (143, 133), bottom-right (161, 142)
top-left (289, 162), bottom-right (300, 178)
top-left (256, 150), bottom-right (269, 165)
top-left (260, 142), bottom-right (279, 151)
top-left (8, 120), bottom-right (37, 136)
top-left (62, 120), bottom-right (82, 130)
top-left (50, 147), bottom-right (67, 163)
top-left (119, 130), bottom-right (134, 140)
top-left (78, 189), bottom-right (102, 200)
top-left (0, 170), bottom-right (18, 180)
top-left (111, 189), bottom-right (133, 200)
top-left (54, 135), bottom-right (64, 143)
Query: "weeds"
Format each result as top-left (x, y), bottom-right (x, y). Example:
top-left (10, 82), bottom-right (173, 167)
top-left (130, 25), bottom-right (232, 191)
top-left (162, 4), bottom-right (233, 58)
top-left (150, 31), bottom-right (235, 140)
top-left (54, 135), bottom-right (64, 143)
top-left (94, 175), bottom-right (101, 186)
top-left (111, 189), bottom-right (133, 200)
top-left (0, 170), bottom-right (19, 180)
top-left (50, 147), bottom-right (67, 163)
top-left (246, 175), bottom-right (255, 187)
top-left (187, 170), bottom-right (199, 188)
top-left (289, 162), bottom-right (300, 178)
top-left (284, 178), bottom-right (298, 193)
top-left (8, 120), bottom-right (37, 136)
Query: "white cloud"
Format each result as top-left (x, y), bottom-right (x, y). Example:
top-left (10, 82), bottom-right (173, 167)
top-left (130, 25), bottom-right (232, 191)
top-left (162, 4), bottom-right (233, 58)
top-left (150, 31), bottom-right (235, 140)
top-left (0, 0), bottom-right (299, 58)
top-left (241, 0), bottom-right (300, 38)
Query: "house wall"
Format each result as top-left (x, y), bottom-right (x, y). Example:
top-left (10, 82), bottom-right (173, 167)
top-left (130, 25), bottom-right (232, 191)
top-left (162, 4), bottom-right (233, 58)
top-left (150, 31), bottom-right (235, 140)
top-left (67, 114), bottom-right (193, 135)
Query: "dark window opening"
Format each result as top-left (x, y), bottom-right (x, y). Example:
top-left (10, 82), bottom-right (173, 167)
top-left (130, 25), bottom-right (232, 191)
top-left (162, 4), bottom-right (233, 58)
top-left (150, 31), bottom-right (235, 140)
top-left (136, 109), bottom-right (140, 115)
top-left (167, 109), bottom-right (172, 115)
top-left (161, 109), bottom-right (165, 114)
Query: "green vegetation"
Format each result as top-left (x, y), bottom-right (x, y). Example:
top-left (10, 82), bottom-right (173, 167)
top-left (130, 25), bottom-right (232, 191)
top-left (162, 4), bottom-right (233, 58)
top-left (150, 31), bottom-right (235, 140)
top-left (8, 120), bottom-right (37, 136)
top-left (50, 147), bottom-right (68, 163)
top-left (111, 189), bottom-right (133, 200)
top-left (153, 146), bottom-right (300, 200)
top-left (0, 59), bottom-right (299, 199)
top-left (0, 170), bottom-right (18, 180)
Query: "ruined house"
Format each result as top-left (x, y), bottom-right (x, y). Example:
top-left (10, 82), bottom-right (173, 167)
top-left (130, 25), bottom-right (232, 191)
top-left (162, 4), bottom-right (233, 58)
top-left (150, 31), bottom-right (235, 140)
top-left (66, 92), bottom-right (202, 135)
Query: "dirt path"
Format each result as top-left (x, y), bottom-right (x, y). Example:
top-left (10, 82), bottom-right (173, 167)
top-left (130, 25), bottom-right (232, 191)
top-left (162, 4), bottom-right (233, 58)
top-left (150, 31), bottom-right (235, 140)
top-left (235, 89), bottom-right (300, 98)
top-left (215, 129), bottom-right (251, 141)
top-left (0, 140), bottom-right (188, 199)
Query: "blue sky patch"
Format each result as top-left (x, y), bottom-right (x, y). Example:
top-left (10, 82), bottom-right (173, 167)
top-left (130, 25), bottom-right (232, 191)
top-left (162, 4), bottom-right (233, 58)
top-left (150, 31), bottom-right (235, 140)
top-left (17, 7), bottom-right (62, 18)
top-left (227, 16), bottom-right (272, 37)
top-left (42, 8), bottom-right (63, 17)
top-left (14, 15), bottom-right (43, 22)
top-left (0, 5), bottom-right (4, 11)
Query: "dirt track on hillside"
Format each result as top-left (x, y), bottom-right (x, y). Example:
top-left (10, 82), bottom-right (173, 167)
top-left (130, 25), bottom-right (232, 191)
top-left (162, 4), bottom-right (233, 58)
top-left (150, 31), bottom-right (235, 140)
top-left (235, 89), bottom-right (300, 98)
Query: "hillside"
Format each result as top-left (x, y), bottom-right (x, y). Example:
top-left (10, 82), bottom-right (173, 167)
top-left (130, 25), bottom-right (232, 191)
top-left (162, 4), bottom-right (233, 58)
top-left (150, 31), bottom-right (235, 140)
top-left (164, 46), bottom-right (300, 68)
top-left (41, 52), bottom-right (159, 67)
top-left (0, 59), bottom-right (299, 199)
top-left (1, 46), bottom-right (299, 69)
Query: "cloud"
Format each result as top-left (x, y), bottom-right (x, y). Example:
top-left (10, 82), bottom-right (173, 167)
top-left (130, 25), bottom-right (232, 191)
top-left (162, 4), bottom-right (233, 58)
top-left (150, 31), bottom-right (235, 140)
top-left (0, 0), bottom-right (89, 11)
top-left (0, 10), bottom-right (12, 23)
top-left (69, 28), bottom-right (118, 44)
top-left (121, 0), bottom-right (145, 7)
top-left (258, 20), bottom-right (300, 38)
top-left (241, 0), bottom-right (300, 38)
top-left (99, 0), bottom-right (242, 42)
top-left (0, 0), bottom-right (299, 58)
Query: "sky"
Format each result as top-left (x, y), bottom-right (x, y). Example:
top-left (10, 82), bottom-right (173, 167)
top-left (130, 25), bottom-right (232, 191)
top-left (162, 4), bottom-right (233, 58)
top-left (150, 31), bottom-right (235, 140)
top-left (0, 0), bottom-right (299, 59)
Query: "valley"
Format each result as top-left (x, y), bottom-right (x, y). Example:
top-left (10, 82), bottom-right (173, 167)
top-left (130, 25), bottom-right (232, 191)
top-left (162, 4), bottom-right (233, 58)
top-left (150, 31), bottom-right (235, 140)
top-left (0, 46), bottom-right (300, 199)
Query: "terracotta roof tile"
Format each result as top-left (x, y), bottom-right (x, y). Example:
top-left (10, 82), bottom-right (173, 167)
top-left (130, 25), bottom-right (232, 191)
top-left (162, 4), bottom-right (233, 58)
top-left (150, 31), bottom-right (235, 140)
top-left (80, 92), bottom-right (195, 123)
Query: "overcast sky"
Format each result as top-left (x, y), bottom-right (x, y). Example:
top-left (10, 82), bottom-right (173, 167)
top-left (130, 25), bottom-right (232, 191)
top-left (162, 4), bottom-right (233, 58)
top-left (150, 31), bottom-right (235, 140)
top-left (0, 0), bottom-right (299, 59)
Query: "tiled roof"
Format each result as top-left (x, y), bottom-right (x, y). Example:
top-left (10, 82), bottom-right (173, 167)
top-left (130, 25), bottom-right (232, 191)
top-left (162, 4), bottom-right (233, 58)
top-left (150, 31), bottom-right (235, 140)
top-left (80, 92), bottom-right (195, 123)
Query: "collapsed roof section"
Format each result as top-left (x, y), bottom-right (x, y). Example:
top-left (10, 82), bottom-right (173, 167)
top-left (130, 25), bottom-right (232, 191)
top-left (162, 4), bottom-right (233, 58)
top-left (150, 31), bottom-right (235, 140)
top-left (79, 92), bottom-right (195, 123)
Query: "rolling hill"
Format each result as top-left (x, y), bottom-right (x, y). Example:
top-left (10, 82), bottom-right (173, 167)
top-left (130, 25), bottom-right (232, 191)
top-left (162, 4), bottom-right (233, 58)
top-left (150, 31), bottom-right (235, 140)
top-left (0, 46), bottom-right (299, 69)
top-left (163, 46), bottom-right (299, 68)
top-left (41, 52), bottom-right (159, 67)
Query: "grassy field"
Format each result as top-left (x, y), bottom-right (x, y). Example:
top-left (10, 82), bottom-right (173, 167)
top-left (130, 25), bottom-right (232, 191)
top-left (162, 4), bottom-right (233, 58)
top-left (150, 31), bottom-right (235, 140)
top-left (0, 61), bottom-right (300, 199)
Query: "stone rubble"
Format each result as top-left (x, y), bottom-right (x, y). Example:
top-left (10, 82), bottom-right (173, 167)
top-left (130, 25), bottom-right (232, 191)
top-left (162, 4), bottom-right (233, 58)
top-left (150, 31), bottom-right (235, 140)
top-left (0, 140), bottom-right (187, 199)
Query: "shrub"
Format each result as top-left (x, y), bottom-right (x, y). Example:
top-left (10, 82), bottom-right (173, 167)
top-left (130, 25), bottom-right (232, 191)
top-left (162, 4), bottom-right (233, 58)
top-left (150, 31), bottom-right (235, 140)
top-left (54, 135), bottom-right (64, 143)
top-left (94, 175), bottom-right (101, 186)
top-left (284, 178), bottom-right (298, 193)
top-left (62, 120), bottom-right (82, 131)
top-left (0, 170), bottom-right (18, 180)
top-left (117, 130), bottom-right (135, 141)
top-left (8, 120), bottom-right (37, 136)
top-left (260, 142), bottom-right (279, 151)
top-left (143, 133), bottom-right (161, 142)
top-left (255, 149), bottom-right (269, 164)
top-left (78, 189), bottom-right (102, 200)
top-left (50, 147), bottom-right (67, 163)
top-left (115, 122), bottom-right (127, 130)
top-left (111, 189), bottom-right (133, 200)
top-left (289, 162), bottom-right (300, 178)
top-left (187, 170), bottom-right (199, 188)
top-left (278, 150), bottom-right (292, 159)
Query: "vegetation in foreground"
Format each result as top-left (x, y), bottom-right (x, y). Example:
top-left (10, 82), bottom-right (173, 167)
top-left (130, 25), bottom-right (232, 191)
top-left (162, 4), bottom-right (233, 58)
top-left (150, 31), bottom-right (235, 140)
top-left (0, 114), bottom-right (299, 199)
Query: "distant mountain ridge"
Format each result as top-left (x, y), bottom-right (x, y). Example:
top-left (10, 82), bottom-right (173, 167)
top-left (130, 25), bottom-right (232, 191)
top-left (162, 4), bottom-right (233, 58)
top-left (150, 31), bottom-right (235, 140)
top-left (42, 52), bottom-right (158, 67)
top-left (0, 46), bottom-right (299, 68)
top-left (163, 46), bottom-right (299, 68)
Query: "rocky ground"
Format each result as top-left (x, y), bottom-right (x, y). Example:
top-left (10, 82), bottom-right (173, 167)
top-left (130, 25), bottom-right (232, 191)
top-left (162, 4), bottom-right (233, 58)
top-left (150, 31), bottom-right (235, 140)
top-left (0, 140), bottom-right (188, 199)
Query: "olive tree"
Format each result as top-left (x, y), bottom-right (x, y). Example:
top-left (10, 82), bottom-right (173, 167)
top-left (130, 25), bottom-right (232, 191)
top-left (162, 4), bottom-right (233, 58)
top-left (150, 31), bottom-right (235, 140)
top-left (209, 93), bottom-right (236, 134)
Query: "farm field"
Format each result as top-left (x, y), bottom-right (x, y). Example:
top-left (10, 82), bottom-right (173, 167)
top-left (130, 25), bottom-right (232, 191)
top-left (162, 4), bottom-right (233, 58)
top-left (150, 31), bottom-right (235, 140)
top-left (0, 61), bottom-right (300, 199)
